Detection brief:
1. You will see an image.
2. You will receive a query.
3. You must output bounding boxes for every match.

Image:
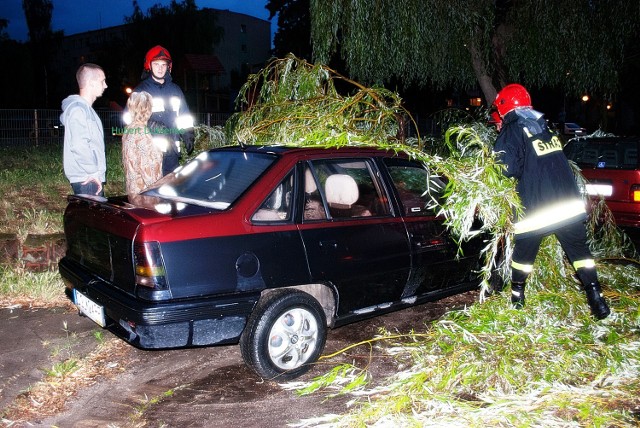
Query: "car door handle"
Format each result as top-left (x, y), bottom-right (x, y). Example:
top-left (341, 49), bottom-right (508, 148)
top-left (411, 235), bottom-right (447, 249)
top-left (319, 240), bottom-right (338, 249)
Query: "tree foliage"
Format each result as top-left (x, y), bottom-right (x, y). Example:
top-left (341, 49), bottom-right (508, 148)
top-left (266, 0), bottom-right (313, 60)
top-left (0, 19), bottom-right (8, 41)
top-left (0, 18), bottom-right (36, 107)
top-left (215, 55), bottom-right (640, 426)
top-left (310, 0), bottom-right (640, 104)
top-left (124, 0), bottom-right (222, 52)
top-left (22, 0), bottom-right (53, 42)
top-left (227, 55), bottom-right (410, 148)
top-left (21, 0), bottom-right (62, 107)
top-left (221, 56), bottom-right (640, 427)
top-left (0, 37), bottom-right (35, 108)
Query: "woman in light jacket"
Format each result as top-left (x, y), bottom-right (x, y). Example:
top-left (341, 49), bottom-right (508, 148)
top-left (122, 91), bottom-right (163, 198)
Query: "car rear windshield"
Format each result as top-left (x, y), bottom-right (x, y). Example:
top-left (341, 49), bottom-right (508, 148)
top-left (142, 150), bottom-right (278, 209)
top-left (564, 138), bottom-right (639, 170)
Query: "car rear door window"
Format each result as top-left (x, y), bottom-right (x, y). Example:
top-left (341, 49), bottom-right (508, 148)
top-left (252, 171), bottom-right (295, 222)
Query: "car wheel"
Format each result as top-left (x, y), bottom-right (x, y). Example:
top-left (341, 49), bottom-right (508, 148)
top-left (483, 250), bottom-right (506, 298)
top-left (240, 289), bottom-right (327, 380)
top-left (486, 267), bottom-right (505, 295)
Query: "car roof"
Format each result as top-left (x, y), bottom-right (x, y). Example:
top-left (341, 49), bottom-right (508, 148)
top-left (564, 136), bottom-right (640, 169)
top-left (568, 136), bottom-right (639, 144)
top-left (213, 144), bottom-right (405, 158)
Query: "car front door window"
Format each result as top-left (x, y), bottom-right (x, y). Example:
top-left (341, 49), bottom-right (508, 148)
top-left (305, 159), bottom-right (391, 220)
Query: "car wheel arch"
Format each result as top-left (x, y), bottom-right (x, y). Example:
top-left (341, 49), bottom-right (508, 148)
top-left (259, 283), bottom-right (337, 328)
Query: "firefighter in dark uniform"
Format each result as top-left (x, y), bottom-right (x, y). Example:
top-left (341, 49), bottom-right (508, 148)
top-left (125, 45), bottom-right (194, 175)
top-left (492, 84), bottom-right (610, 320)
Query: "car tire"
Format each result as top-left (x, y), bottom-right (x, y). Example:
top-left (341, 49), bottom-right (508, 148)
top-left (481, 248), bottom-right (506, 299)
top-left (485, 266), bottom-right (505, 296)
top-left (240, 289), bottom-right (327, 380)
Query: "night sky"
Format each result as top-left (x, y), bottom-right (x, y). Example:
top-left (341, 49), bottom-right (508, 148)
top-left (2, 0), bottom-right (272, 42)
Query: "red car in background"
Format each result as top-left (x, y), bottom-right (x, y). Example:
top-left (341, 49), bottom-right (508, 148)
top-left (564, 136), bottom-right (640, 228)
top-left (563, 122), bottom-right (587, 137)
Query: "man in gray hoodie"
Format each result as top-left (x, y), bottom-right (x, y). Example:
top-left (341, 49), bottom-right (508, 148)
top-left (60, 63), bottom-right (108, 196)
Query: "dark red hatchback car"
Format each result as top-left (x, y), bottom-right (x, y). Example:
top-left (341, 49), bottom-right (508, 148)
top-left (564, 136), bottom-right (640, 228)
top-left (59, 145), bottom-right (486, 379)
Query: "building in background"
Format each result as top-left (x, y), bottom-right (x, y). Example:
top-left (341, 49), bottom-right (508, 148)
top-left (54, 8), bottom-right (271, 114)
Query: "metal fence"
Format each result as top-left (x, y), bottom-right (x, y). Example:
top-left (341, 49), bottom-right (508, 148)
top-left (0, 109), bottom-right (440, 147)
top-left (0, 109), bottom-right (231, 147)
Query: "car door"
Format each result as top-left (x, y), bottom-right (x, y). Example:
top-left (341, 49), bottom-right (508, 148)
top-left (297, 158), bottom-right (411, 317)
top-left (383, 158), bottom-right (477, 297)
top-left (247, 169), bottom-right (315, 292)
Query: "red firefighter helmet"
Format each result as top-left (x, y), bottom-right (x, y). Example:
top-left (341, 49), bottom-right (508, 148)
top-left (144, 45), bottom-right (172, 72)
top-left (493, 84), bottom-right (532, 117)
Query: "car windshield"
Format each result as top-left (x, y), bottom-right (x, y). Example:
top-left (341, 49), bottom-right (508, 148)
top-left (564, 138), bottom-right (639, 170)
top-left (142, 150), bottom-right (278, 209)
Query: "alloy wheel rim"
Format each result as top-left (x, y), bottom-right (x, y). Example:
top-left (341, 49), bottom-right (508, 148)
top-left (267, 307), bottom-right (319, 370)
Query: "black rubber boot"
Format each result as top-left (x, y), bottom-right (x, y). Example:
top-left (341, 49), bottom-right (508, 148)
top-left (585, 282), bottom-right (610, 320)
top-left (511, 282), bottom-right (525, 309)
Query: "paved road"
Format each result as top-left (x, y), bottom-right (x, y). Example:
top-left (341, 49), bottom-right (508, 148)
top-left (0, 305), bottom-right (98, 411)
top-left (1, 293), bottom-right (477, 427)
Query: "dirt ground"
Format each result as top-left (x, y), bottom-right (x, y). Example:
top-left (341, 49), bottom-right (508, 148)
top-left (0, 291), bottom-right (479, 427)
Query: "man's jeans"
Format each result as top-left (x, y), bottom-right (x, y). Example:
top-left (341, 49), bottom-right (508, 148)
top-left (71, 181), bottom-right (104, 197)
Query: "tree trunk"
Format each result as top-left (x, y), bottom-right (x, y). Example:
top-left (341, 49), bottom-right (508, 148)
top-left (469, 41), bottom-right (497, 107)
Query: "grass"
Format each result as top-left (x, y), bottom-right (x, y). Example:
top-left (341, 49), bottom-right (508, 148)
top-left (43, 359), bottom-right (79, 378)
top-left (0, 138), bottom-right (125, 237)
top-left (0, 266), bottom-right (70, 307)
top-left (129, 388), bottom-right (180, 426)
top-left (284, 239), bottom-right (640, 427)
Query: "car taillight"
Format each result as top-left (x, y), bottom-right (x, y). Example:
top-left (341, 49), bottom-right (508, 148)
top-left (632, 185), bottom-right (640, 203)
top-left (133, 241), bottom-right (171, 300)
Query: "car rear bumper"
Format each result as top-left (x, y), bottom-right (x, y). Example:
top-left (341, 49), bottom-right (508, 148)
top-left (606, 202), bottom-right (640, 228)
top-left (59, 257), bottom-right (259, 349)
top-left (614, 215), bottom-right (640, 228)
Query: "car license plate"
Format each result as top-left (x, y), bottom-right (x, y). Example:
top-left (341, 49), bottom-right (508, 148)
top-left (74, 289), bottom-right (106, 327)
top-left (585, 183), bottom-right (613, 197)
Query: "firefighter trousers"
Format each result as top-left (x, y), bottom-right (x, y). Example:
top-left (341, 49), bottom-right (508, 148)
top-left (511, 220), bottom-right (598, 286)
